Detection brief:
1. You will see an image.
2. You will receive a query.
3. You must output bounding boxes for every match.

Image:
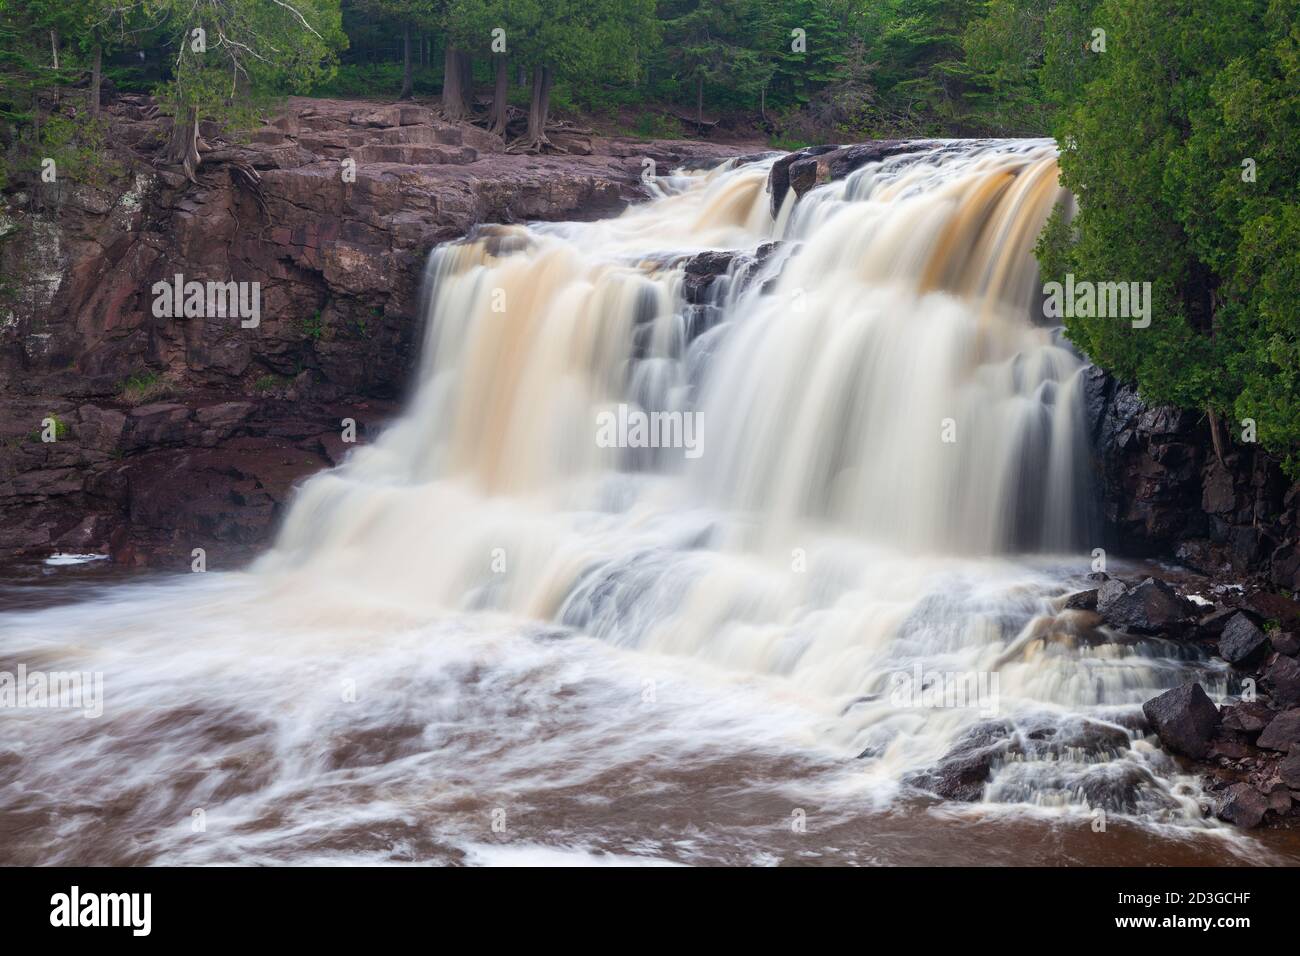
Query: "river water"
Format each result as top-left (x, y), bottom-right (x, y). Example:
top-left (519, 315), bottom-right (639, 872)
top-left (2, 143), bottom-right (1297, 865)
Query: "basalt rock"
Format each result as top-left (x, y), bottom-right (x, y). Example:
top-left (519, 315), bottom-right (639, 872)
top-left (1141, 682), bottom-right (1220, 759)
top-left (1218, 613), bottom-right (1270, 666)
top-left (767, 140), bottom-right (938, 216)
top-left (1096, 577), bottom-right (1195, 634)
top-left (1086, 365), bottom-right (1300, 591)
top-left (1266, 656), bottom-right (1300, 707)
top-left (1257, 709), bottom-right (1300, 751)
top-left (1216, 782), bottom-right (1270, 828)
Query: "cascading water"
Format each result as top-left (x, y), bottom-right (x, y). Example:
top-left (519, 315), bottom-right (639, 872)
top-left (0, 141), bottom-right (1288, 865)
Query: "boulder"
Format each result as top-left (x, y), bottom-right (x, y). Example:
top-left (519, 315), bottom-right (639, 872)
top-left (1272, 631), bottom-right (1300, 656)
top-left (1063, 588), bottom-right (1099, 611)
top-left (1098, 577), bottom-right (1194, 634)
top-left (1218, 612), bottom-right (1269, 666)
top-left (904, 720), bottom-right (1017, 802)
top-left (1279, 749), bottom-right (1300, 789)
top-left (1257, 709), bottom-right (1300, 751)
top-left (1220, 700), bottom-right (1274, 735)
top-left (1216, 783), bottom-right (1269, 828)
top-left (1265, 654), bottom-right (1300, 706)
top-left (1141, 682), bottom-right (1220, 758)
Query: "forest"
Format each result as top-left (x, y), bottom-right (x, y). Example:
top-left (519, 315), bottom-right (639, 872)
top-left (1, 0), bottom-right (1298, 475)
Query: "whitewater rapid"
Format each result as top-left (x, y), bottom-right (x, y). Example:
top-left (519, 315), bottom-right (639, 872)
top-left (0, 141), bottom-right (1284, 864)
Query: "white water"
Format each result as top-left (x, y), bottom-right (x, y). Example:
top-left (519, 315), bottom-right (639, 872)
top-left (0, 141), bottom-right (1280, 865)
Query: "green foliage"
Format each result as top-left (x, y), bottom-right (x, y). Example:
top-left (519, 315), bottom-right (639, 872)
top-left (119, 371), bottom-right (176, 406)
top-left (1043, 0), bottom-right (1300, 473)
top-left (301, 311), bottom-right (326, 341)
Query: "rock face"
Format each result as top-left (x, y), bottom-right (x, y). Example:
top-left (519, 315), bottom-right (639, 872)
top-left (0, 96), bottom-right (752, 567)
top-left (1085, 366), bottom-right (1300, 591)
top-left (1141, 683), bottom-right (1220, 758)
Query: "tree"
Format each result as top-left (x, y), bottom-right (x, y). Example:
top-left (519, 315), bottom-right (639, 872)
top-left (1039, 0), bottom-right (1300, 472)
top-left (155, 0), bottom-right (345, 180)
top-left (495, 0), bottom-right (657, 152)
top-left (356, 0), bottom-right (437, 99)
top-left (661, 0), bottom-right (763, 128)
top-left (447, 0), bottom-right (511, 134)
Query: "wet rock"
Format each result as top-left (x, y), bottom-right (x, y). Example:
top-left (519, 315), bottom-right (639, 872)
top-left (1265, 655), bottom-right (1300, 706)
top-left (1220, 701), bottom-right (1275, 735)
top-left (1257, 709), bottom-right (1300, 751)
top-left (1022, 716), bottom-right (1130, 756)
top-left (767, 141), bottom-right (937, 216)
top-left (1216, 782), bottom-right (1269, 828)
top-left (1141, 682), bottom-right (1220, 758)
top-left (904, 720), bottom-right (1017, 801)
top-left (1279, 749), bottom-right (1300, 789)
top-left (1097, 577), bottom-right (1194, 634)
top-left (679, 250), bottom-right (745, 304)
top-left (1063, 588), bottom-right (1099, 611)
top-left (1076, 762), bottom-right (1170, 815)
top-left (1218, 612), bottom-right (1270, 666)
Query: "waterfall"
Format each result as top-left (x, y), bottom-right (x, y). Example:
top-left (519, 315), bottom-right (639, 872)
top-left (0, 141), bottom-right (1264, 865)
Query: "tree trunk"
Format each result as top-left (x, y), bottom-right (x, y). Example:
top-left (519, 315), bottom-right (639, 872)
top-left (517, 64), bottom-right (557, 152)
top-left (50, 30), bottom-right (59, 69)
top-left (696, 74), bottom-right (703, 130)
top-left (488, 55), bottom-right (509, 137)
top-left (90, 43), bottom-right (103, 118)
top-left (165, 105), bottom-right (203, 182)
top-left (399, 24), bottom-right (413, 100)
top-left (760, 82), bottom-right (766, 122)
top-left (459, 51), bottom-right (473, 105)
top-left (442, 46), bottom-right (470, 121)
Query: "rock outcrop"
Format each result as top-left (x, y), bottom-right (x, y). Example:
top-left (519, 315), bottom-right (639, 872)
top-left (0, 96), bottom-right (751, 567)
top-left (1084, 367), bottom-right (1300, 592)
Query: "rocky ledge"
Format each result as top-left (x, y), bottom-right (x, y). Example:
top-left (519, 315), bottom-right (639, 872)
top-left (0, 96), bottom-right (752, 567)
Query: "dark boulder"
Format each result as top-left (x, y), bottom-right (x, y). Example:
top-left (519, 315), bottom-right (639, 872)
top-left (1218, 613), bottom-right (1270, 666)
top-left (767, 140), bottom-right (937, 215)
top-left (1265, 654), bottom-right (1300, 706)
top-left (1063, 588), bottom-right (1099, 611)
top-left (1141, 682), bottom-right (1220, 758)
top-left (1257, 709), bottom-right (1300, 751)
top-left (1272, 631), bottom-right (1300, 656)
top-left (1279, 749), bottom-right (1300, 789)
top-left (1098, 577), bottom-right (1194, 634)
top-left (1216, 783), bottom-right (1269, 828)
top-left (904, 720), bottom-right (1017, 802)
top-left (1220, 701), bottom-right (1274, 735)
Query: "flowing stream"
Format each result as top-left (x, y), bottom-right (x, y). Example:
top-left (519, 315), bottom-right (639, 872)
top-left (3, 141), bottom-right (1297, 865)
